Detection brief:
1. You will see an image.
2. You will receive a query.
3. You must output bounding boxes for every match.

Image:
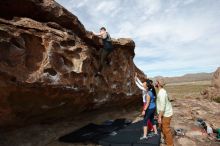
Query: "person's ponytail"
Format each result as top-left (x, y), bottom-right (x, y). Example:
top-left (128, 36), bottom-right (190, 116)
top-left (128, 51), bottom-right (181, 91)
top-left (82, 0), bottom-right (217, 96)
top-left (146, 79), bottom-right (157, 97)
top-left (151, 86), bottom-right (157, 97)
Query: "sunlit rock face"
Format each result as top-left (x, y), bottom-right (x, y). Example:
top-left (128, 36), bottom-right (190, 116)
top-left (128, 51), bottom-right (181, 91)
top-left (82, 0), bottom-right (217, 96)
top-left (0, 0), bottom-right (145, 127)
top-left (202, 67), bottom-right (220, 100)
top-left (212, 67), bottom-right (220, 89)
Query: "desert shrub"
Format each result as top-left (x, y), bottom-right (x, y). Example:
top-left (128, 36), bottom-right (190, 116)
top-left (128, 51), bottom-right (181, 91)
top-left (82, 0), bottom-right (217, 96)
top-left (214, 97), bottom-right (220, 103)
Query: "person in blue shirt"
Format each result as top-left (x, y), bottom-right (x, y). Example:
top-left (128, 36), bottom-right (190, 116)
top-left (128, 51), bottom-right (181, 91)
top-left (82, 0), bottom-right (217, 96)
top-left (135, 73), bottom-right (158, 140)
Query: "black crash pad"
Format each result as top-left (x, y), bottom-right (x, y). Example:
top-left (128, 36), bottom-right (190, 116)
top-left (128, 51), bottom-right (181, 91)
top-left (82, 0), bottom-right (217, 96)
top-left (59, 119), bottom-right (160, 146)
top-left (59, 118), bottom-right (131, 144)
top-left (99, 121), bottom-right (161, 146)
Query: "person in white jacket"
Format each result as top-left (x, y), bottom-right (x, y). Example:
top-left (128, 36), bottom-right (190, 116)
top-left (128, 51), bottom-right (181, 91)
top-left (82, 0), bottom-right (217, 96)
top-left (134, 73), bottom-right (148, 104)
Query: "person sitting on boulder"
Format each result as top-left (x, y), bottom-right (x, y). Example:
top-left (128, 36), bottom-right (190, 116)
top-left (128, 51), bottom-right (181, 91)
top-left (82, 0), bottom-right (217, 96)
top-left (134, 73), bottom-right (158, 140)
top-left (93, 27), bottom-right (113, 76)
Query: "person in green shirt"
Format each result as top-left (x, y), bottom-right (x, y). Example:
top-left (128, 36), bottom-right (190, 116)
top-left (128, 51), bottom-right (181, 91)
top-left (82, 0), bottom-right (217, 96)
top-left (155, 78), bottom-right (174, 146)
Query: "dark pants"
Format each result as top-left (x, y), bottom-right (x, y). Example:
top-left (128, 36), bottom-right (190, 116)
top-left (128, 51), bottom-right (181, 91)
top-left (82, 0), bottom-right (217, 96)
top-left (98, 49), bottom-right (111, 72)
top-left (143, 108), bottom-right (156, 126)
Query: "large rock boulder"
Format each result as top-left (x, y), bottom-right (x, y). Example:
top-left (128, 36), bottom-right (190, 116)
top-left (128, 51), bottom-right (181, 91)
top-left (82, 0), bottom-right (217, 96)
top-left (202, 67), bottom-right (220, 100)
top-left (212, 67), bottom-right (220, 89)
top-left (0, 0), bottom-right (144, 128)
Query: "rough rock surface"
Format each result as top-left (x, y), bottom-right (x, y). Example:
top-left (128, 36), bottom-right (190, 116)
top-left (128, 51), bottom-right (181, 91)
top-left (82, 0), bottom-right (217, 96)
top-left (202, 67), bottom-right (220, 100)
top-left (0, 0), bottom-right (145, 128)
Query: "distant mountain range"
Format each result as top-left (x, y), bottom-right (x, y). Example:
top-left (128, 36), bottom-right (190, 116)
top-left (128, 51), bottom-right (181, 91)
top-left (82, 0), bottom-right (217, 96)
top-left (153, 72), bottom-right (213, 84)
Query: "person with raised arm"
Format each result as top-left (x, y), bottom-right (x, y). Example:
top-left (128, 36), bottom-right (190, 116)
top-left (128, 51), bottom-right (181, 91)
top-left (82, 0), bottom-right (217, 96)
top-left (135, 73), bottom-right (158, 140)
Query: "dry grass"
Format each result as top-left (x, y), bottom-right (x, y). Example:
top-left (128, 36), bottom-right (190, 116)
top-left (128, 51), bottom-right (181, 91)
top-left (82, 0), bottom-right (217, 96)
top-left (214, 97), bottom-right (220, 103)
top-left (164, 81), bottom-right (211, 99)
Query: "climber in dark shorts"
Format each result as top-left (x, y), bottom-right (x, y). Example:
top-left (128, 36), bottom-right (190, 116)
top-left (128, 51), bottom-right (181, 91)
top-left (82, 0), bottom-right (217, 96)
top-left (93, 27), bottom-right (113, 76)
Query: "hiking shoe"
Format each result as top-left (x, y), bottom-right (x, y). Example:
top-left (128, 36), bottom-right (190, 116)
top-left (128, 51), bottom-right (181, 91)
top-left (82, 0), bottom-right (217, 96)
top-left (152, 133), bottom-right (159, 137)
top-left (148, 133), bottom-right (158, 137)
top-left (148, 132), bottom-right (154, 137)
top-left (160, 137), bottom-right (166, 144)
top-left (140, 136), bottom-right (148, 140)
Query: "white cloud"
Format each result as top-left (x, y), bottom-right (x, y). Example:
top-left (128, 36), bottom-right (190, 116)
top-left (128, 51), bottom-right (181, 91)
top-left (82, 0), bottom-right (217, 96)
top-left (96, 1), bottom-right (116, 13)
top-left (57, 0), bottom-right (220, 77)
top-left (136, 0), bottom-right (162, 15)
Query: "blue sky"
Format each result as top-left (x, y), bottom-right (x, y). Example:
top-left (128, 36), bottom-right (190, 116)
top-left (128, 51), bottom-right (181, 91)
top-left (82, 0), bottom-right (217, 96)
top-left (57, 0), bottom-right (220, 77)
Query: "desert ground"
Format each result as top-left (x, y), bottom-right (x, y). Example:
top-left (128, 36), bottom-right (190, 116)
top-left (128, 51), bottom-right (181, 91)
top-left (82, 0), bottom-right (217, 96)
top-left (1, 80), bottom-right (219, 146)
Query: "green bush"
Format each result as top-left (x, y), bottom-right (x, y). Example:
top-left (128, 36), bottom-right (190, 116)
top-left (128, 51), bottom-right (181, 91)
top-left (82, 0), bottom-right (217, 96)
top-left (214, 97), bottom-right (220, 103)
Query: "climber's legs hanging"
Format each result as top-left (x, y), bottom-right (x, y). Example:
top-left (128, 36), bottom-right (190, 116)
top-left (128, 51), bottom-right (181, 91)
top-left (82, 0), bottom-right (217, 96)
top-left (98, 48), bottom-right (111, 73)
